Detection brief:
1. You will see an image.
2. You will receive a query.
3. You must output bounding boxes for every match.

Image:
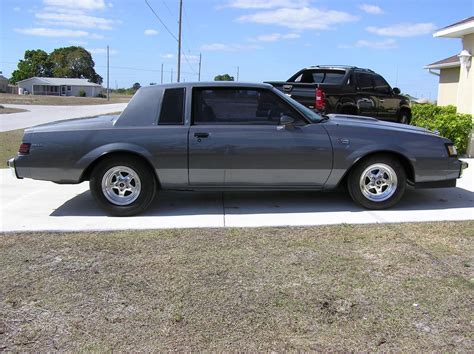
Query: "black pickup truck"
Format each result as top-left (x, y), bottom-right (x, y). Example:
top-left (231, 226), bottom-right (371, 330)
top-left (267, 65), bottom-right (411, 124)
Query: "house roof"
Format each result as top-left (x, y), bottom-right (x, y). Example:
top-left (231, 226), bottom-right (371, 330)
top-left (0, 75), bottom-right (9, 81)
top-left (17, 77), bottom-right (102, 87)
top-left (434, 16), bottom-right (474, 38)
top-left (425, 54), bottom-right (460, 70)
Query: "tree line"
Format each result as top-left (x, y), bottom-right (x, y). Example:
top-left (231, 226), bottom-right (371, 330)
top-left (10, 46), bottom-right (102, 84)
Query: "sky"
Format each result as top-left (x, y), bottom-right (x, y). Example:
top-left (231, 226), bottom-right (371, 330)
top-left (0, 0), bottom-right (472, 99)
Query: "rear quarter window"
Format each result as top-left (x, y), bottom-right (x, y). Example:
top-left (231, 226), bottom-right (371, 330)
top-left (158, 88), bottom-right (185, 125)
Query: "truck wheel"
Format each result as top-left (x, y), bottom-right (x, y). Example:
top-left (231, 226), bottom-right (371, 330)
top-left (347, 156), bottom-right (406, 210)
top-left (398, 110), bottom-right (411, 124)
top-left (90, 156), bottom-right (157, 216)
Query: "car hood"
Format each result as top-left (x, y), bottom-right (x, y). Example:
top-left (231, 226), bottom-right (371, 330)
top-left (26, 115), bottom-right (118, 133)
top-left (326, 114), bottom-right (434, 135)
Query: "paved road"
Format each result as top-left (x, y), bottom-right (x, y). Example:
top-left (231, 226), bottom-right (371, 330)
top-left (1, 161), bottom-right (472, 232)
top-left (0, 103), bottom-right (128, 132)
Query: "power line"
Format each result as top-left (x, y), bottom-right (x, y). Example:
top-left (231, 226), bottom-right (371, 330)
top-left (144, 0), bottom-right (178, 42)
top-left (161, 0), bottom-right (174, 17)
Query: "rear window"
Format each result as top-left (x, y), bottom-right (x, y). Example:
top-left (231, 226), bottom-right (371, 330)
top-left (158, 88), bottom-right (185, 125)
top-left (292, 70), bottom-right (346, 84)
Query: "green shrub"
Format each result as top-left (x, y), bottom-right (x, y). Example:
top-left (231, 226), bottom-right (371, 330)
top-left (411, 104), bottom-right (473, 155)
top-left (96, 92), bottom-right (106, 98)
top-left (77, 89), bottom-right (86, 97)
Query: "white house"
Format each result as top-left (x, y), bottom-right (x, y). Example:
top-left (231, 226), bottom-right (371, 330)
top-left (17, 77), bottom-right (102, 97)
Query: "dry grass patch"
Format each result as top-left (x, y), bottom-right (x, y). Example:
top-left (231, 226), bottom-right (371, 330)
top-left (0, 221), bottom-right (473, 351)
top-left (0, 129), bottom-right (24, 167)
top-left (0, 93), bottom-right (131, 106)
top-left (0, 106), bottom-right (28, 114)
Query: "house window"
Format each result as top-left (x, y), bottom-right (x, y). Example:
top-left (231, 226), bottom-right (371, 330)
top-left (67, 86), bottom-right (72, 91)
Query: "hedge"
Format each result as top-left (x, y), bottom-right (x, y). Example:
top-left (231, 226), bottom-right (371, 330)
top-left (410, 104), bottom-right (473, 155)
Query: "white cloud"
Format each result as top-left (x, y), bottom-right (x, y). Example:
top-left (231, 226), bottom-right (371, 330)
top-left (36, 11), bottom-right (117, 30)
top-left (366, 23), bottom-right (436, 37)
top-left (144, 29), bottom-right (159, 36)
top-left (15, 27), bottom-right (90, 37)
top-left (161, 53), bottom-right (174, 59)
top-left (13, 7), bottom-right (21, 11)
top-left (228, 0), bottom-right (308, 9)
top-left (69, 40), bottom-right (88, 45)
top-left (339, 38), bottom-right (398, 49)
top-left (251, 32), bottom-right (300, 42)
top-left (43, 0), bottom-right (106, 10)
top-left (359, 4), bottom-right (383, 14)
top-left (87, 47), bottom-right (118, 55)
top-left (238, 7), bottom-right (358, 30)
top-left (201, 43), bottom-right (261, 51)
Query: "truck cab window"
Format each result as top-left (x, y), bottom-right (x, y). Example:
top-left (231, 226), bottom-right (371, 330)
top-left (356, 73), bottom-right (374, 91)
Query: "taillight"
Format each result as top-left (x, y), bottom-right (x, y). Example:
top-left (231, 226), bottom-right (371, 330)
top-left (18, 143), bottom-right (31, 154)
top-left (315, 87), bottom-right (326, 111)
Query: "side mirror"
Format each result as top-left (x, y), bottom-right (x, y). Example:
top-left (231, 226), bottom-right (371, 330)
top-left (393, 87), bottom-right (401, 95)
top-left (279, 115), bottom-right (295, 126)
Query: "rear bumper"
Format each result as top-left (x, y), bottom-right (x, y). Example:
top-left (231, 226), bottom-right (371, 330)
top-left (7, 158), bottom-right (22, 179)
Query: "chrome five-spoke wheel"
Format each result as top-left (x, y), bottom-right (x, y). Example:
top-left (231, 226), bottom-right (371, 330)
top-left (359, 163), bottom-right (398, 202)
top-left (101, 166), bottom-right (142, 206)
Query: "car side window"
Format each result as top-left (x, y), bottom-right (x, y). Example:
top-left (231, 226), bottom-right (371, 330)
top-left (356, 73), bottom-right (374, 91)
top-left (193, 88), bottom-right (303, 125)
top-left (158, 88), bottom-right (185, 125)
top-left (373, 75), bottom-right (391, 94)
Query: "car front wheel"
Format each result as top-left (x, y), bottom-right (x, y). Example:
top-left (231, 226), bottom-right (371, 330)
top-left (347, 156), bottom-right (406, 209)
top-left (90, 156), bottom-right (157, 216)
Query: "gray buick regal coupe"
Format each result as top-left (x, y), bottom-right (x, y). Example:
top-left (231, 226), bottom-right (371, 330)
top-left (8, 82), bottom-right (467, 216)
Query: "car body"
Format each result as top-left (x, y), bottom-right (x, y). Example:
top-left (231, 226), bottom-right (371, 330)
top-left (8, 82), bottom-right (467, 216)
top-left (267, 66), bottom-right (412, 124)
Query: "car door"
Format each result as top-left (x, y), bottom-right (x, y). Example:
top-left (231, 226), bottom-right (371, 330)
top-left (373, 74), bottom-right (399, 121)
top-left (354, 72), bottom-right (378, 117)
top-left (188, 87), bottom-right (333, 187)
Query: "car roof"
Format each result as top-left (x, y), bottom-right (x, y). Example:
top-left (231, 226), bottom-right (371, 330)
top-left (139, 82), bottom-right (274, 91)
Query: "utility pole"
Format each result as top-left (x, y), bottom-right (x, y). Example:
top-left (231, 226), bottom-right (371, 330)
top-left (236, 66), bottom-right (239, 81)
top-left (198, 53), bottom-right (202, 82)
top-left (107, 45), bottom-right (110, 101)
top-left (177, 0), bottom-right (183, 82)
top-left (161, 63), bottom-right (164, 84)
top-left (171, 68), bottom-right (173, 83)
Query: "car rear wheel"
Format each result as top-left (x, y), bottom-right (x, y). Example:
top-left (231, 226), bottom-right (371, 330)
top-left (347, 156), bottom-right (406, 209)
top-left (90, 156), bottom-right (157, 216)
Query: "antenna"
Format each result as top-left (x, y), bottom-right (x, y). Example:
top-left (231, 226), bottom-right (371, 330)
top-left (177, 0), bottom-right (183, 82)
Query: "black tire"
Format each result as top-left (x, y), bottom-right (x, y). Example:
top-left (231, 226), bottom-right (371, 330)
top-left (398, 110), bottom-right (411, 124)
top-left (90, 156), bottom-right (157, 216)
top-left (347, 155), bottom-right (406, 210)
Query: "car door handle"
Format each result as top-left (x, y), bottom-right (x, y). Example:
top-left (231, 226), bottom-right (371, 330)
top-left (194, 132), bottom-right (209, 138)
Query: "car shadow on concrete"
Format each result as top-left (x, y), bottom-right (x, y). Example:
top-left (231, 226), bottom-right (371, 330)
top-left (50, 186), bottom-right (474, 217)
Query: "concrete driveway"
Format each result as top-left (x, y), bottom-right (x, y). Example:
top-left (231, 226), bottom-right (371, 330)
top-left (0, 103), bottom-right (128, 132)
top-left (1, 161), bottom-right (472, 232)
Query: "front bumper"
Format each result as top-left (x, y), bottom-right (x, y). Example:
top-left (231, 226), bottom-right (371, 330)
top-left (460, 160), bottom-right (469, 177)
top-left (7, 158), bottom-right (22, 179)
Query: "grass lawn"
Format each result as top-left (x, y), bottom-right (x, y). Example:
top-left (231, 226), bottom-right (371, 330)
top-left (0, 92), bottom-right (131, 105)
top-left (1, 221), bottom-right (473, 351)
top-left (0, 129), bottom-right (24, 167)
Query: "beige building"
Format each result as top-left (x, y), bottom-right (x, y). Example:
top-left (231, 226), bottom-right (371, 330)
top-left (425, 16), bottom-right (474, 156)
